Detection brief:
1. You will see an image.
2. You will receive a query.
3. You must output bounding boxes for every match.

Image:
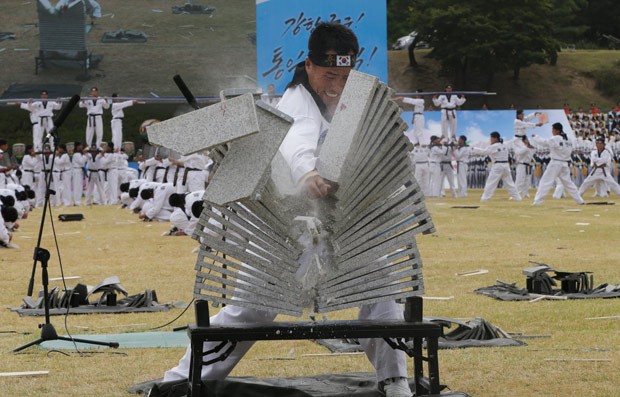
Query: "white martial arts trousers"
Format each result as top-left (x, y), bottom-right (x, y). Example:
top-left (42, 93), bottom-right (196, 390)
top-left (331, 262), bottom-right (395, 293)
top-left (456, 162), bottom-right (468, 197)
top-left (481, 163), bottom-right (521, 201)
top-left (533, 160), bottom-right (584, 205)
top-left (579, 168), bottom-right (620, 196)
top-left (515, 163), bottom-right (533, 199)
top-left (414, 163), bottom-right (430, 197)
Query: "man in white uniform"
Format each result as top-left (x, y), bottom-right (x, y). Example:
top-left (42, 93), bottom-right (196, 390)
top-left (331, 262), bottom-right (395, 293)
top-left (162, 22), bottom-right (414, 397)
top-left (17, 90), bottom-right (62, 150)
top-left (396, 92), bottom-right (425, 144)
top-left (472, 132), bottom-right (521, 202)
top-left (531, 123), bottom-right (584, 206)
top-left (514, 136), bottom-right (536, 199)
top-left (432, 84), bottom-right (465, 142)
top-left (78, 87), bottom-right (109, 149)
top-left (110, 94), bottom-right (138, 150)
top-left (70, 142), bottom-right (86, 206)
top-left (410, 144), bottom-right (430, 196)
top-left (428, 135), bottom-right (445, 197)
top-left (453, 135), bottom-right (471, 197)
top-left (578, 138), bottom-right (620, 196)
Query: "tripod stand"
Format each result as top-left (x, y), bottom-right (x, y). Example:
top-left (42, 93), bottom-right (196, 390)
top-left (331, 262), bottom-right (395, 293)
top-left (13, 95), bottom-right (119, 352)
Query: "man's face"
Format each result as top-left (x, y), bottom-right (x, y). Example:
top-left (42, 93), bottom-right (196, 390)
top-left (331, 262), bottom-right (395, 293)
top-left (40, 92), bottom-right (48, 99)
top-left (445, 85), bottom-right (453, 93)
top-left (305, 52), bottom-right (352, 116)
top-left (90, 88), bottom-right (98, 97)
top-left (596, 141), bottom-right (605, 151)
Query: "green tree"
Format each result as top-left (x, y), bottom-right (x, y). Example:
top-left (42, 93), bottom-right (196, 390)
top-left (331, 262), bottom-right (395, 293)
top-left (578, 0), bottom-right (620, 47)
top-left (551, 0), bottom-right (588, 46)
top-left (409, 0), bottom-right (560, 88)
top-left (387, 0), bottom-right (415, 45)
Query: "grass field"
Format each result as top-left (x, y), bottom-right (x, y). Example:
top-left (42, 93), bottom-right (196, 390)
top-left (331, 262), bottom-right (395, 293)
top-left (1, 190), bottom-right (619, 396)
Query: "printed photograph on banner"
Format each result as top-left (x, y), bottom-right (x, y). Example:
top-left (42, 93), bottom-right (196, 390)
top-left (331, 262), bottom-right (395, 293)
top-left (256, 0), bottom-right (388, 95)
top-left (402, 110), bottom-right (574, 146)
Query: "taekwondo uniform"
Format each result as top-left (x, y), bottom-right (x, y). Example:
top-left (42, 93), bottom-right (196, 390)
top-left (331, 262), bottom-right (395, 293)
top-left (53, 150), bottom-right (72, 206)
top-left (513, 113), bottom-right (538, 140)
top-left (513, 141), bottom-right (536, 199)
top-left (440, 145), bottom-right (457, 197)
top-left (473, 142), bottom-right (521, 202)
top-left (578, 146), bottom-right (620, 196)
top-left (411, 146), bottom-right (430, 197)
top-left (432, 94), bottom-right (465, 141)
top-left (110, 100), bottom-right (134, 150)
top-left (453, 144), bottom-right (472, 197)
top-left (20, 152), bottom-right (39, 192)
top-left (428, 143), bottom-right (445, 197)
top-left (402, 97), bottom-right (425, 144)
top-left (27, 100), bottom-right (62, 150)
top-left (79, 97), bottom-right (110, 148)
top-left (141, 183), bottom-right (175, 221)
top-left (531, 135), bottom-right (584, 205)
top-left (71, 150), bottom-right (87, 206)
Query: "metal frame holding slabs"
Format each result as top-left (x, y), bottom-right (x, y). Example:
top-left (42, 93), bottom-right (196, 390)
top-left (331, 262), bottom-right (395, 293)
top-left (147, 70), bottom-right (441, 396)
top-left (187, 297), bottom-right (443, 397)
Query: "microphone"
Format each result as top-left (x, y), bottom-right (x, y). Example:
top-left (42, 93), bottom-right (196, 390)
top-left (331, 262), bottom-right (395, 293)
top-left (46, 94), bottom-right (80, 140)
top-left (173, 74), bottom-right (200, 110)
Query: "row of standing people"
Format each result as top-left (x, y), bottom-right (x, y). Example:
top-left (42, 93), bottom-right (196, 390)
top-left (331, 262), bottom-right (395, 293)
top-left (17, 87), bottom-right (138, 152)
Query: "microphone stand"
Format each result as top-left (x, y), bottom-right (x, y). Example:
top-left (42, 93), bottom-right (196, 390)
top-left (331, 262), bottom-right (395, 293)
top-left (13, 95), bottom-right (119, 352)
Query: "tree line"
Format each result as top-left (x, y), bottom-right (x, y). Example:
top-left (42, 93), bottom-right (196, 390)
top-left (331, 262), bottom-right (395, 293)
top-left (387, 0), bottom-right (620, 89)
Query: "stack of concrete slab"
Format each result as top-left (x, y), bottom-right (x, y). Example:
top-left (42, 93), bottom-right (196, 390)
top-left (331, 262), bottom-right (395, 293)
top-left (146, 71), bottom-right (434, 316)
top-left (314, 70), bottom-right (434, 312)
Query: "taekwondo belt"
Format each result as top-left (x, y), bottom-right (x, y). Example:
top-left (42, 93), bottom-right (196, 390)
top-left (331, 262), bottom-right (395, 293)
top-left (415, 161), bottom-right (428, 164)
top-left (52, 170), bottom-right (65, 181)
top-left (98, 169), bottom-right (109, 182)
top-left (88, 169), bottom-right (99, 181)
top-left (155, 166), bottom-right (166, 181)
top-left (590, 164), bottom-right (607, 177)
top-left (494, 161), bottom-right (509, 163)
top-left (87, 114), bottom-right (102, 128)
top-left (182, 167), bottom-right (201, 185)
top-left (413, 112), bottom-right (423, 116)
top-left (113, 117), bottom-right (123, 120)
top-left (31, 121), bottom-right (39, 126)
top-left (172, 166), bottom-right (184, 187)
top-left (442, 108), bottom-right (456, 119)
top-left (520, 162), bottom-right (533, 175)
top-left (162, 166), bottom-right (170, 183)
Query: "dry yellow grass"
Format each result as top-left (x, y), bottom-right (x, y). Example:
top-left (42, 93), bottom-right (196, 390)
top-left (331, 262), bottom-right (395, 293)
top-left (1, 190), bottom-right (619, 396)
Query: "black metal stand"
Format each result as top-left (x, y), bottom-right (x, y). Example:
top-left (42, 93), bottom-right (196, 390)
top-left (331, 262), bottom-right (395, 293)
top-left (13, 98), bottom-right (119, 352)
top-left (186, 297), bottom-right (445, 397)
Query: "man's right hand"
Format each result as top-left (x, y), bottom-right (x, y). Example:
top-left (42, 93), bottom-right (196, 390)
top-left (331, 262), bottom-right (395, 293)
top-left (302, 172), bottom-right (331, 200)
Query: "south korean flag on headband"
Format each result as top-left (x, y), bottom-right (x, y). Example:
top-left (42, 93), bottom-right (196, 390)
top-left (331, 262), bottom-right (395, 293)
top-left (336, 55), bottom-right (352, 67)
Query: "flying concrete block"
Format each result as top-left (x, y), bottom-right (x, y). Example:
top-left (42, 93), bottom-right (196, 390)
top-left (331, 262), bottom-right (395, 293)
top-left (146, 93), bottom-right (259, 155)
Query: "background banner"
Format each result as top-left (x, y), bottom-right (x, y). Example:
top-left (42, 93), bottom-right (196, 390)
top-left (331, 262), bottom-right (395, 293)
top-left (256, 0), bottom-right (387, 95)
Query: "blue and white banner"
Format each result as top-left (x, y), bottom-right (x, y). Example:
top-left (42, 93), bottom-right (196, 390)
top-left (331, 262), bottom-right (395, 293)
top-left (256, 0), bottom-right (387, 95)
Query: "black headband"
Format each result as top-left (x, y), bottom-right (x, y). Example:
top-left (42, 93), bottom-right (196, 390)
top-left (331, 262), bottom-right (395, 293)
top-left (308, 52), bottom-right (356, 68)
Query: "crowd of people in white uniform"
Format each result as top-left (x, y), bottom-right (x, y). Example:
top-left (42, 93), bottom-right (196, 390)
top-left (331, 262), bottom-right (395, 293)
top-left (402, 101), bottom-right (620, 205)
